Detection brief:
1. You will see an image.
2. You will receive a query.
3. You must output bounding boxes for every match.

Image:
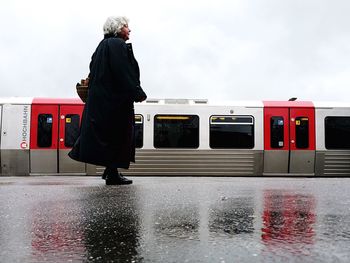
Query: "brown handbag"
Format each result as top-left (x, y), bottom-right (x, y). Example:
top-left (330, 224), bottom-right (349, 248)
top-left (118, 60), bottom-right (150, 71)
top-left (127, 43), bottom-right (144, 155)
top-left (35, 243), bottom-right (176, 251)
top-left (76, 78), bottom-right (89, 103)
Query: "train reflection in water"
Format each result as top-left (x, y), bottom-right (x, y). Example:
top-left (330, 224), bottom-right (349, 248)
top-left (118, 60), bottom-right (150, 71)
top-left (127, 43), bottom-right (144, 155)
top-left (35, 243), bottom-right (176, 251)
top-left (1, 97), bottom-right (350, 176)
top-left (2, 177), bottom-right (350, 262)
top-left (262, 190), bottom-right (316, 255)
top-left (30, 196), bottom-right (86, 261)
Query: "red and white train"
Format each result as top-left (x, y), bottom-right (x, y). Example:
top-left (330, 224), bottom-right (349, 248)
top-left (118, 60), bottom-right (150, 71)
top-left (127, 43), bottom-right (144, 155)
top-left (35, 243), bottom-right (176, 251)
top-left (1, 97), bottom-right (350, 176)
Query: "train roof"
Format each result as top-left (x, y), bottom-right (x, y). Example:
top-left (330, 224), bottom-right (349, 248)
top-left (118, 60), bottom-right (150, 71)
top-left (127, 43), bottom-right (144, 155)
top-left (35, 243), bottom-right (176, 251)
top-left (1, 97), bottom-right (350, 108)
top-left (263, 101), bottom-right (314, 107)
top-left (313, 101), bottom-right (350, 108)
top-left (140, 99), bottom-right (266, 108)
top-left (0, 97), bottom-right (83, 105)
top-left (0, 97), bottom-right (33, 105)
top-left (32, 98), bottom-right (84, 105)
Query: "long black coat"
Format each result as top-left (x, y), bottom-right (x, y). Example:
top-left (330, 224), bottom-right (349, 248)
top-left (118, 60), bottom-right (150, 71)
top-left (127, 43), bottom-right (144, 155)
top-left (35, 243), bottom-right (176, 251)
top-left (69, 35), bottom-right (146, 169)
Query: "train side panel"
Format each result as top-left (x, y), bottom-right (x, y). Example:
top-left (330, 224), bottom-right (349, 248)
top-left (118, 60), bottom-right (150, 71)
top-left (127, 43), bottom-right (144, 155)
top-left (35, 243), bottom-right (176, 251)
top-left (114, 103), bottom-right (264, 176)
top-left (0, 104), bottom-right (31, 175)
top-left (0, 105), bottom-right (1, 174)
top-left (1, 98), bottom-right (350, 177)
top-left (315, 103), bottom-right (350, 176)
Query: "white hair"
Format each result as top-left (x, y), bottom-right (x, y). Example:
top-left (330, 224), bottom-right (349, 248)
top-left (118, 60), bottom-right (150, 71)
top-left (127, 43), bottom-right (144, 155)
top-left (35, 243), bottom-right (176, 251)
top-left (103, 16), bottom-right (129, 36)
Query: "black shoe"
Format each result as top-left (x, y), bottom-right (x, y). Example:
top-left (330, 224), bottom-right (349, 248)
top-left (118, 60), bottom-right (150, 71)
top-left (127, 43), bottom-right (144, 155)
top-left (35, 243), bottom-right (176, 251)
top-left (102, 168), bottom-right (117, 180)
top-left (105, 174), bottom-right (133, 185)
top-left (102, 168), bottom-right (110, 180)
top-left (118, 173), bottom-right (130, 180)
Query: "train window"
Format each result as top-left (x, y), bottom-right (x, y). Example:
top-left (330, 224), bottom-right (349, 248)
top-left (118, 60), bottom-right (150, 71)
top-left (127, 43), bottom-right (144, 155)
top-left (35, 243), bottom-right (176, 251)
top-left (271, 117), bottom-right (284, 148)
top-left (325, 117), bottom-right (350, 149)
top-left (154, 115), bottom-right (199, 148)
top-left (64, 114), bottom-right (80, 147)
top-left (37, 114), bottom-right (53, 147)
top-left (295, 117), bottom-right (309, 148)
top-left (209, 116), bottom-right (254, 149)
top-left (135, 114), bottom-right (143, 148)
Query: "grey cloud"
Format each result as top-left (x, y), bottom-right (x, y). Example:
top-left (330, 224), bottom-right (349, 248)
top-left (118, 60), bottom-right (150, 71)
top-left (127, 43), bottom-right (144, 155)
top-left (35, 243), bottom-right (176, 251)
top-left (1, 0), bottom-right (350, 102)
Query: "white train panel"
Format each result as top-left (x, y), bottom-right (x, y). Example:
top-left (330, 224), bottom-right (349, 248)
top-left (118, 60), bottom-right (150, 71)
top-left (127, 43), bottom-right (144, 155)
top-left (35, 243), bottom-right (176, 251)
top-left (0, 104), bottom-right (30, 175)
top-left (1, 104), bottom-right (30, 150)
top-left (315, 105), bottom-right (350, 176)
top-left (315, 107), bottom-right (350, 151)
top-left (135, 103), bottom-right (264, 151)
top-left (0, 105), bottom-right (2, 174)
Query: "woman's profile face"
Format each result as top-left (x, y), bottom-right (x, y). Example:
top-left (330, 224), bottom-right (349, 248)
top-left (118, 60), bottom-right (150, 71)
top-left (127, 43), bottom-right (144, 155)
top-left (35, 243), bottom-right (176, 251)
top-left (119, 25), bottom-right (131, 41)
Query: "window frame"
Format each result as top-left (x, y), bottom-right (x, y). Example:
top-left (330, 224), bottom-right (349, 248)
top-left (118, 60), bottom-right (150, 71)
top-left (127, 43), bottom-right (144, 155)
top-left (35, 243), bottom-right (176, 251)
top-left (270, 116), bottom-right (284, 149)
top-left (64, 114), bottom-right (80, 148)
top-left (37, 113), bottom-right (53, 148)
top-left (325, 116), bottom-right (350, 150)
top-left (209, 115), bottom-right (255, 149)
top-left (135, 114), bottom-right (144, 148)
top-left (153, 114), bottom-right (200, 149)
top-left (295, 116), bottom-right (309, 149)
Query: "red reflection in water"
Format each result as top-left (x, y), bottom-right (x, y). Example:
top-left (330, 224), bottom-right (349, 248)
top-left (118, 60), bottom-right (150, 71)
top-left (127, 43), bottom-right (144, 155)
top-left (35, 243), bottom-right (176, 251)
top-left (30, 202), bottom-right (85, 260)
top-left (262, 191), bottom-right (316, 246)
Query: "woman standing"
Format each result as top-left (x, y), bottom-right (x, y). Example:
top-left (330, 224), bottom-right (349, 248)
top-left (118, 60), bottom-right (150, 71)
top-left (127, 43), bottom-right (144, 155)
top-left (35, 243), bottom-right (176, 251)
top-left (69, 16), bottom-right (147, 185)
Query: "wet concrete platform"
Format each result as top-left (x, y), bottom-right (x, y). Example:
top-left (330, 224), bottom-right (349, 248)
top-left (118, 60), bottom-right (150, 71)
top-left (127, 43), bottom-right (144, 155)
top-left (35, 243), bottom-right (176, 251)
top-left (1, 176), bottom-right (350, 262)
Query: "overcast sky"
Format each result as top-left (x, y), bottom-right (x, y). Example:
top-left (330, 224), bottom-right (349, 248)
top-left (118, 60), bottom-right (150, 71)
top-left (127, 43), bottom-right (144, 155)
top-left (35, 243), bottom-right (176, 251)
top-left (1, 0), bottom-right (350, 102)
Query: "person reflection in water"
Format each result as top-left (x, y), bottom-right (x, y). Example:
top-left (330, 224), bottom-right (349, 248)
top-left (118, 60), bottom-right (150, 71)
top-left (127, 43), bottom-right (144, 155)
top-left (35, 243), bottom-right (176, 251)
top-left (69, 16), bottom-right (147, 185)
top-left (81, 188), bottom-right (141, 262)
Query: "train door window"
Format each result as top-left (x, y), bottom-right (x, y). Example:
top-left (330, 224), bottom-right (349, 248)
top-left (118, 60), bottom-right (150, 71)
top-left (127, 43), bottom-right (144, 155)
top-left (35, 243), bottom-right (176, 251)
top-left (209, 116), bottom-right (254, 149)
top-left (64, 114), bottom-right (80, 147)
top-left (154, 115), bottom-right (199, 148)
top-left (271, 117), bottom-right (284, 148)
top-left (135, 114), bottom-right (143, 148)
top-left (37, 114), bottom-right (53, 147)
top-left (295, 117), bottom-right (309, 148)
top-left (325, 117), bottom-right (350, 149)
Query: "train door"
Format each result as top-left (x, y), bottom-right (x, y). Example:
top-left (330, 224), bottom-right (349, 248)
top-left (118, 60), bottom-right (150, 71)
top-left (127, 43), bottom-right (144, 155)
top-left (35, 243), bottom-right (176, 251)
top-left (58, 105), bottom-right (85, 173)
top-left (30, 104), bottom-right (59, 173)
top-left (263, 106), bottom-right (315, 175)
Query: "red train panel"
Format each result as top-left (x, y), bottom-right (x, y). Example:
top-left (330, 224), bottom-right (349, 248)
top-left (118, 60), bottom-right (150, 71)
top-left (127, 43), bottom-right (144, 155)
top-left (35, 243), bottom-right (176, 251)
top-left (30, 104), bottom-right (59, 150)
top-left (59, 105), bottom-right (84, 150)
top-left (263, 101), bottom-right (315, 151)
